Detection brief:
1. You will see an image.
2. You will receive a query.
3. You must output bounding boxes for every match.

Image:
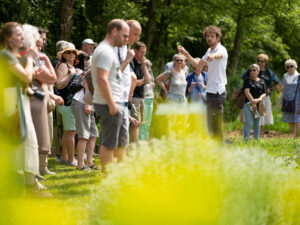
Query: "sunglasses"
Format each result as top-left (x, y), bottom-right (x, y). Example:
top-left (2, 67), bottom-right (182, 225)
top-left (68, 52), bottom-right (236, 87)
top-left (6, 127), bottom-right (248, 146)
top-left (65, 51), bottom-right (77, 55)
top-left (257, 60), bottom-right (265, 63)
top-left (250, 69), bottom-right (257, 72)
top-left (175, 59), bottom-right (183, 62)
top-left (286, 65), bottom-right (294, 69)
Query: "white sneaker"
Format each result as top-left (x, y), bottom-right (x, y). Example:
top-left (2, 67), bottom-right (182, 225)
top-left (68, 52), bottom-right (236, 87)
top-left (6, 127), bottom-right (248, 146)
top-left (41, 167), bottom-right (56, 175)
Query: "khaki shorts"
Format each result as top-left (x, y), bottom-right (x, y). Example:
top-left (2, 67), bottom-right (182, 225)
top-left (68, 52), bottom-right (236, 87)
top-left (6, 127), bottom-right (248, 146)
top-left (131, 97), bottom-right (145, 122)
top-left (71, 99), bottom-right (99, 139)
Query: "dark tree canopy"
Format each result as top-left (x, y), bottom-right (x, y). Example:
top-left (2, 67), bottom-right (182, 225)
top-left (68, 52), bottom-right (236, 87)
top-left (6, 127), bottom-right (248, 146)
top-left (0, 0), bottom-right (299, 120)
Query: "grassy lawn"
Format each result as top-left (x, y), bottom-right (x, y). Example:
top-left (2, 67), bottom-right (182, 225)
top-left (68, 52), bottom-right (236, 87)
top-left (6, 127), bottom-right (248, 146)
top-left (34, 158), bottom-right (103, 225)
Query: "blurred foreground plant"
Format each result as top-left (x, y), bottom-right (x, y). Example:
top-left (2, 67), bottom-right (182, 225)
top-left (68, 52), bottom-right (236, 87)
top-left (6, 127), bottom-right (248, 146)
top-left (89, 109), bottom-right (299, 225)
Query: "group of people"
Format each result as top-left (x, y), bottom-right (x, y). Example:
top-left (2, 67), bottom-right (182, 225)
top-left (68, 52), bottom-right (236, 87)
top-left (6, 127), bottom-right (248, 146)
top-left (1, 17), bottom-right (299, 195)
top-left (0, 19), bottom-right (157, 195)
top-left (239, 54), bottom-right (299, 141)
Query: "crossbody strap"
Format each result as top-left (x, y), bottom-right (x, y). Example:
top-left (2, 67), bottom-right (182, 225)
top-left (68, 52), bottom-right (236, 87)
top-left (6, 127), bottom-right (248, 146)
top-left (293, 76), bottom-right (300, 101)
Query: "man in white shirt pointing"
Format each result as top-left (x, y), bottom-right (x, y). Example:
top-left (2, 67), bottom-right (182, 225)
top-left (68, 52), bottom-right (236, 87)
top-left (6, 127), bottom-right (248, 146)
top-left (179, 25), bottom-right (228, 141)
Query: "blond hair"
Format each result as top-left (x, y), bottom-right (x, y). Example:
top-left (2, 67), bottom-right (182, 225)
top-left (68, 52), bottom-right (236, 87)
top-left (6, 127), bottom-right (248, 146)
top-left (257, 54), bottom-right (269, 63)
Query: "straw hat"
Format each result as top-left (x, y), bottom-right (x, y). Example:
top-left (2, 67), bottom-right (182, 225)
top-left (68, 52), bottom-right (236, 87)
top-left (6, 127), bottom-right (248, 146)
top-left (57, 42), bottom-right (79, 60)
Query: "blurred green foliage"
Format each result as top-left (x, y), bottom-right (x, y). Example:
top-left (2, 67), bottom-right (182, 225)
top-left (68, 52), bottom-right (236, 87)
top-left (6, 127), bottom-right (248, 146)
top-left (1, 0), bottom-right (298, 121)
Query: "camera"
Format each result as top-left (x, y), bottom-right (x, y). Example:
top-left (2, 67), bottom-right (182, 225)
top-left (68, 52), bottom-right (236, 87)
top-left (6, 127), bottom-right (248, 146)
top-left (31, 85), bottom-right (45, 101)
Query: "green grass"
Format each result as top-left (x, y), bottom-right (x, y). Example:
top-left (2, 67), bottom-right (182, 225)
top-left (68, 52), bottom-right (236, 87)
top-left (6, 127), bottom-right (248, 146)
top-left (1, 135), bottom-right (299, 225)
top-left (229, 138), bottom-right (300, 166)
top-left (42, 158), bottom-right (103, 198)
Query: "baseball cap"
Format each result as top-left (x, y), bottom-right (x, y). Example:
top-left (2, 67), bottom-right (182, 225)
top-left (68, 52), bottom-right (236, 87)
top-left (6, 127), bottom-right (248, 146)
top-left (82, 39), bottom-right (96, 45)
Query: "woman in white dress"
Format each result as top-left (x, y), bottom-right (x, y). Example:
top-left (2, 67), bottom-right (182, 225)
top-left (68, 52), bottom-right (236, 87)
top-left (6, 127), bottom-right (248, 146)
top-left (0, 22), bottom-right (45, 192)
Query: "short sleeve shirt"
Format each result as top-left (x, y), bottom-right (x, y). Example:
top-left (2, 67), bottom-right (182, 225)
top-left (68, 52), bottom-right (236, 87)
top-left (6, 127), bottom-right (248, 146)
top-left (243, 78), bottom-right (266, 103)
top-left (0, 49), bottom-right (19, 65)
top-left (130, 58), bottom-right (145, 98)
top-left (92, 41), bottom-right (123, 104)
top-left (0, 49), bottom-right (19, 87)
top-left (189, 74), bottom-right (206, 101)
top-left (114, 45), bottom-right (131, 102)
top-left (202, 42), bottom-right (228, 94)
top-left (163, 69), bottom-right (186, 97)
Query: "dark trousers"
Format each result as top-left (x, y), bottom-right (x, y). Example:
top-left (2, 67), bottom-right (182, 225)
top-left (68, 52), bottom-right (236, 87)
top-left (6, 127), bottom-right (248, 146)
top-left (206, 92), bottom-right (226, 141)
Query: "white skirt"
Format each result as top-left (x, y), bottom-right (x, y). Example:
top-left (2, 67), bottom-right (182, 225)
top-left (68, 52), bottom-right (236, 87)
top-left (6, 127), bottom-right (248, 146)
top-left (22, 94), bottom-right (40, 175)
top-left (259, 95), bottom-right (274, 126)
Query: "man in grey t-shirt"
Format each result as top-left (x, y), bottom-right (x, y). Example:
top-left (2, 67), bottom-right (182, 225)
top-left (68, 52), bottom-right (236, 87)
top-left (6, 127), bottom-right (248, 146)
top-left (91, 19), bottom-right (129, 173)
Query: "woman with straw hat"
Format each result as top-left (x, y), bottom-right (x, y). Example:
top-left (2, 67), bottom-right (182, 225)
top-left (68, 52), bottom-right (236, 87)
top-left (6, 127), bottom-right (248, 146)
top-left (55, 42), bottom-right (79, 166)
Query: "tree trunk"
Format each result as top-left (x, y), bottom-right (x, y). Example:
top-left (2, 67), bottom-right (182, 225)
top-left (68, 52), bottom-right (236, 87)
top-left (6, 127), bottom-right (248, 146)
top-left (59, 0), bottom-right (75, 41)
top-left (145, 0), bottom-right (158, 52)
top-left (228, 14), bottom-right (244, 76)
top-left (154, 0), bottom-right (171, 70)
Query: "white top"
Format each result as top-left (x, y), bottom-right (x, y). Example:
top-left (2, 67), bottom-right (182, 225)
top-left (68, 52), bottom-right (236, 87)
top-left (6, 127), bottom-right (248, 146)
top-left (144, 70), bottom-right (154, 99)
top-left (163, 69), bottom-right (187, 96)
top-left (73, 88), bottom-right (85, 104)
top-left (114, 45), bottom-right (131, 102)
top-left (202, 42), bottom-right (228, 94)
top-left (91, 41), bottom-right (123, 104)
top-left (283, 71), bottom-right (299, 85)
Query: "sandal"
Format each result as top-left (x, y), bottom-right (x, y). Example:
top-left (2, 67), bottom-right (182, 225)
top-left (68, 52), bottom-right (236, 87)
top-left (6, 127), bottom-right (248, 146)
top-left (67, 161), bottom-right (77, 166)
top-left (88, 164), bottom-right (100, 170)
top-left (76, 165), bottom-right (90, 171)
top-left (59, 160), bottom-right (68, 165)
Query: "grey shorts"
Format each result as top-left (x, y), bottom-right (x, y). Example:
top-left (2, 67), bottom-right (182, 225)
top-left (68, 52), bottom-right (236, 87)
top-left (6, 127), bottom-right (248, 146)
top-left (94, 103), bottom-right (129, 149)
top-left (71, 99), bottom-right (99, 139)
top-left (131, 97), bottom-right (145, 122)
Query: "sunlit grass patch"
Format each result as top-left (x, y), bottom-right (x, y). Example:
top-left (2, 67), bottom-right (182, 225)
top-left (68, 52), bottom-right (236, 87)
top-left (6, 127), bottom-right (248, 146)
top-left (230, 138), bottom-right (300, 166)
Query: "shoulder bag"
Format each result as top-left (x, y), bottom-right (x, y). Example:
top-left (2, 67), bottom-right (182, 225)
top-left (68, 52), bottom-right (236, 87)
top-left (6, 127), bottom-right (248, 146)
top-left (232, 87), bottom-right (246, 109)
top-left (282, 76), bottom-right (300, 113)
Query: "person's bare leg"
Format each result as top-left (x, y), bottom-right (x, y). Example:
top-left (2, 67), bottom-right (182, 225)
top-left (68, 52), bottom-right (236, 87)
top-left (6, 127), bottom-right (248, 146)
top-left (65, 130), bottom-right (76, 163)
top-left (130, 126), bottom-right (140, 143)
top-left (260, 125), bottom-right (264, 136)
top-left (289, 123), bottom-right (296, 137)
top-left (86, 136), bottom-right (97, 166)
top-left (99, 145), bottom-right (114, 173)
top-left (76, 138), bottom-right (88, 168)
top-left (61, 133), bottom-right (68, 162)
top-left (295, 123), bottom-right (300, 138)
top-left (114, 146), bottom-right (126, 163)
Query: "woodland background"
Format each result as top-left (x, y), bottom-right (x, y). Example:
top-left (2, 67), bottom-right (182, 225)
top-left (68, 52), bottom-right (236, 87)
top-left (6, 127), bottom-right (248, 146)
top-left (1, 0), bottom-right (299, 120)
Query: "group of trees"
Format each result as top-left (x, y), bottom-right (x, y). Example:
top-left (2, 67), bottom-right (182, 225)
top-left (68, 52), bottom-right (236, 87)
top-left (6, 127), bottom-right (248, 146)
top-left (1, 0), bottom-right (299, 120)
